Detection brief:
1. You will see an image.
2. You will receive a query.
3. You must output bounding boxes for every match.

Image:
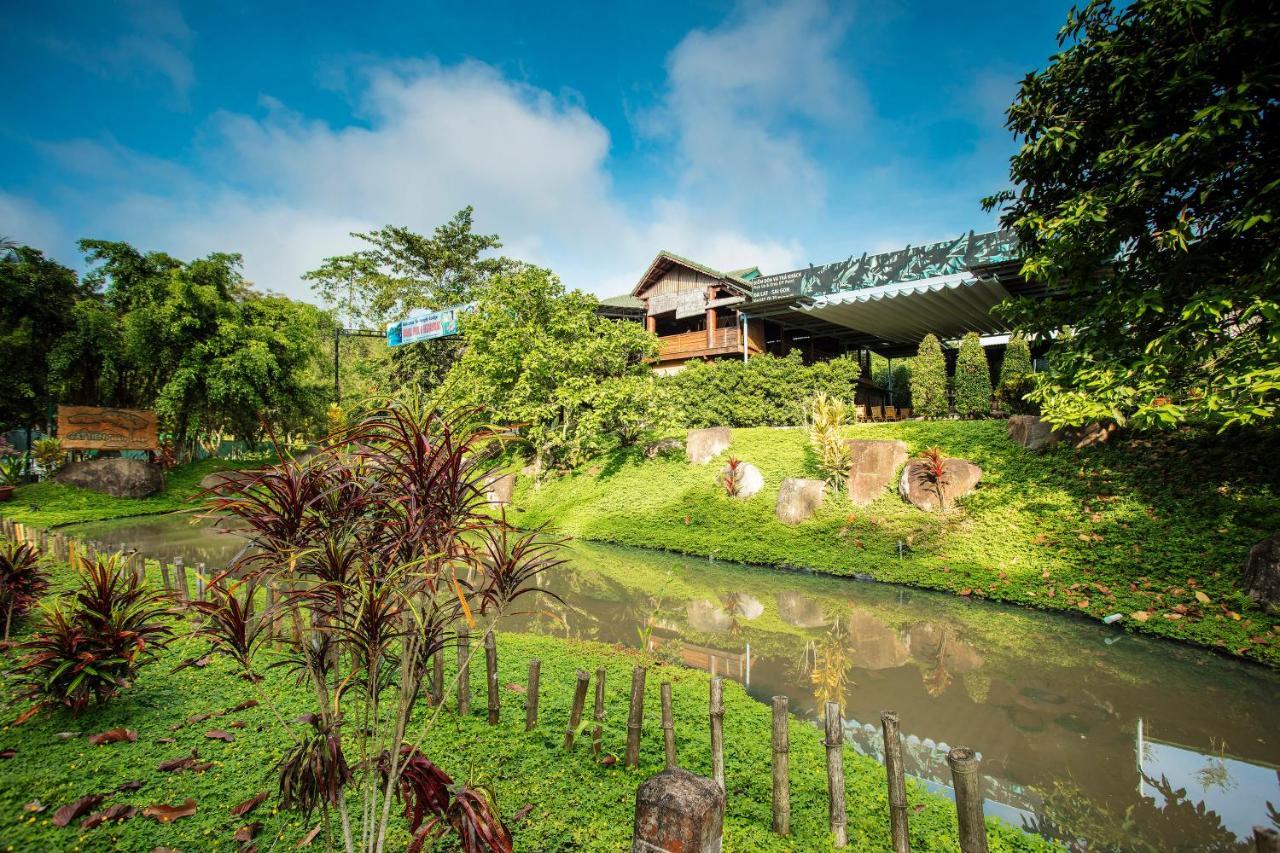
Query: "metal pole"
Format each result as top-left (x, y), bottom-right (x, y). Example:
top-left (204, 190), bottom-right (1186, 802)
top-left (333, 327), bottom-right (341, 405)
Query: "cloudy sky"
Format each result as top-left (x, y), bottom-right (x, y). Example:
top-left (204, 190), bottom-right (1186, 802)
top-left (1, 0), bottom-right (1067, 302)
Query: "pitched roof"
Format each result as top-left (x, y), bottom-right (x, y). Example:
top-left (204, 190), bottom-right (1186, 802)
top-left (631, 251), bottom-right (755, 297)
top-left (599, 293), bottom-right (644, 310)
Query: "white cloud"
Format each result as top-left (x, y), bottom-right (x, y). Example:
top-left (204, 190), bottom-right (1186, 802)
top-left (49, 0), bottom-right (195, 101)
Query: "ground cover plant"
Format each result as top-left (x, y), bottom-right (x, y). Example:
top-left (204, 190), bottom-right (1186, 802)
top-left (511, 421), bottom-right (1280, 665)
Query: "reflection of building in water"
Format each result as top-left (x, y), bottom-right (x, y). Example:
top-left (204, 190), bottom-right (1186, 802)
top-left (648, 635), bottom-right (752, 687)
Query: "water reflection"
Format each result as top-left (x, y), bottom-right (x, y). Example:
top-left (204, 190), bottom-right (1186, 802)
top-left (63, 514), bottom-right (1280, 850)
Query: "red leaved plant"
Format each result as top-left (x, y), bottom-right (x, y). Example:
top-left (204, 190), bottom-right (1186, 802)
top-left (721, 456), bottom-right (743, 497)
top-left (0, 538), bottom-right (49, 641)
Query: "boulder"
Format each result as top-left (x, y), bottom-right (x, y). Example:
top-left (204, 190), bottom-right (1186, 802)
top-left (721, 461), bottom-right (764, 499)
top-left (1007, 415), bottom-right (1059, 452)
top-left (686, 427), bottom-right (731, 465)
top-left (775, 477), bottom-right (826, 524)
top-left (56, 458), bottom-right (164, 498)
top-left (632, 767), bottom-right (724, 853)
top-left (845, 439), bottom-right (908, 505)
top-left (485, 473), bottom-right (516, 506)
top-left (1242, 534), bottom-right (1280, 613)
top-left (846, 609), bottom-right (910, 670)
top-left (686, 600), bottom-right (735, 634)
top-left (1062, 420), bottom-right (1118, 449)
top-left (899, 458), bottom-right (982, 512)
top-left (199, 469), bottom-right (259, 495)
top-left (644, 437), bottom-right (684, 460)
top-left (775, 592), bottom-right (827, 628)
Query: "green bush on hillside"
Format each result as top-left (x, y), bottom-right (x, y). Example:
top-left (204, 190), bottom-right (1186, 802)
top-left (954, 332), bottom-right (993, 418)
top-left (666, 352), bottom-right (867, 427)
top-left (911, 334), bottom-right (949, 418)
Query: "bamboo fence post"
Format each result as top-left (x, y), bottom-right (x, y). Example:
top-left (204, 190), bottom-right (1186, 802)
top-left (195, 562), bottom-right (207, 601)
top-left (1254, 827), bottom-right (1280, 853)
top-left (174, 557), bottom-right (189, 602)
top-left (431, 649), bottom-right (445, 707)
top-left (771, 695), bottom-right (790, 836)
top-left (625, 666), bottom-right (646, 769)
top-left (709, 676), bottom-right (725, 791)
top-left (661, 682), bottom-right (676, 769)
top-left (484, 632), bottom-right (499, 725)
top-left (592, 666), bottom-right (605, 756)
top-left (882, 710), bottom-right (910, 853)
top-left (947, 748), bottom-right (988, 853)
top-left (158, 556), bottom-right (171, 591)
top-left (824, 701), bottom-right (847, 847)
top-left (564, 669), bottom-right (590, 750)
top-left (525, 659), bottom-right (541, 730)
top-left (456, 628), bottom-right (471, 715)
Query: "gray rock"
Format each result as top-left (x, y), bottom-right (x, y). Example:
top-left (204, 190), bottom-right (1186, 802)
top-left (845, 439), bottom-right (908, 506)
top-left (775, 477), bottom-right (826, 524)
top-left (686, 427), bottom-right (731, 465)
top-left (485, 472), bottom-right (516, 506)
top-left (899, 458), bottom-right (982, 511)
top-left (644, 438), bottom-right (684, 459)
top-left (1062, 420), bottom-right (1118, 448)
top-left (1007, 415), bottom-right (1059, 452)
top-left (632, 767), bottom-right (724, 853)
top-left (56, 458), bottom-right (164, 498)
top-left (1243, 534), bottom-right (1280, 613)
top-left (722, 461), bottom-right (764, 498)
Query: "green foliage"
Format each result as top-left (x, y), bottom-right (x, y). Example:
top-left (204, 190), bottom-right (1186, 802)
top-left (910, 334), bottom-right (949, 418)
top-left (449, 265), bottom-right (660, 471)
top-left (998, 334), bottom-right (1036, 414)
top-left (953, 332), bottom-right (993, 418)
top-left (667, 352), bottom-right (866, 427)
top-left (806, 392), bottom-right (854, 490)
top-left (876, 359), bottom-right (913, 409)
top-left (30, 437), bottom-right (65, 478)
top-left (985, 0), bottom-right (1280, 430)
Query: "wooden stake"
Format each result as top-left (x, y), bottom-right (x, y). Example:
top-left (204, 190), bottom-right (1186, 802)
top-left (661, 682), bottom-right (676, 769)
top-left (824, 701), bottom-right (847, 847)
top-left (625, 666), bottom-right (646, 769)
top-left (1255, 827), bottom-right (1280, 853)
top-left (159, 558), bottom-right (171, 591)
top-left (564, 669), bottom-right (590, 750)
top-left (771, 695), bottom-right (790, 836)
top-left (431, 649), bottom-right (445, 707)
top-left (195, 562), bottom-right (207, 601)
top-left (946, 747), bottom-right (988, 853)
top-left (456, 628), bottom-right (471, 715)
top-left (709, 676), bottom-right (725, 791)
top-left (525, 659), bottom-right (541, 730)
top-left (174, 557), bottom-right (189, 602)
top-left (484, 631), bottom-right (499, 725)
top-left (882, 710), bottom-right (910, 853)
top-left (592, 666), bottom-right (605, 756)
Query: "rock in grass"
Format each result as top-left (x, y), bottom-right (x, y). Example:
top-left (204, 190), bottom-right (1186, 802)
top-left (484, 473), bottom-right (516, 506)
top-left (775, 477), bottom-right (826, 524)
top-left (899, 459), bottom-right (982, 512)
top-left (845, 439), bottom-right (908, 506)
top-left (686, 428), bottom-right (731, 465)
top-left (1243, 534), bottom-right (1280, 613)
top-left (55, 458), bottom-right (163, 498)
top-left (722, 461), bottom-right (764, 498)
top-left (632, 766), bottom-right (724, 853)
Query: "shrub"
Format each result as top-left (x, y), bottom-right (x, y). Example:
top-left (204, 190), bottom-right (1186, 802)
top-left (667, 352), bottom-right (865, 428)
top-left (910, 334), bottom-right (949, 418)
top-left (721, 456), bottom-right (744, 497)
top-left (11, 553), bottom-right (173, 721)
top-left (30, 437), bottom-right (64, 478)
top-left (954, 332), bottom-right (994, 418)
top-left (998, 334), bottom-right (1037, 414)
top-left (806, 392), bottom-right (854, 491)
top-left (0, 539), bottom-right (49, 640)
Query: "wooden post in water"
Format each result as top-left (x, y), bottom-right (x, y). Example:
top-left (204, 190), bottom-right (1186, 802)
top-left (431, 649), bottom-right (444, 707)
top-left (525, 659), bottom-right (541, 730)
top-left (709, 676), bottom-right (725, 791)
top-left (484, 632), bottom-right (499, 725)
top-left (661, 682), bottom-right (676, 769)
top-left (1254, 827), bottom-right (1280, 853)
top-left (456, 628), bottom-right (471, 715)
top-left (824, 701), bottom-right (847, 847)
top-left (564, 669), bottom-right (590, 750)
top-left (946, 747), bottom-right (988, 853)
top-left (592, 666), bottom-right (605, 756)
top-left (625, 666), bottom-right (647, 769)
top-left (882, 710), bottom-right (910, 853)
top-left (771, 696), bottom-right (790, 836)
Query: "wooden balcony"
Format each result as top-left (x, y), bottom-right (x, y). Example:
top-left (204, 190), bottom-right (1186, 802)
top-left (657, 326), bottom-right (755, 361)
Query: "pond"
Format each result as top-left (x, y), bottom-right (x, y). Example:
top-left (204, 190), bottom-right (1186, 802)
top-left (62, 512), bottom-right (1280, 851)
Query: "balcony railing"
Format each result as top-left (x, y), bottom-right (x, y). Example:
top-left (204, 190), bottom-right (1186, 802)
top-left (657, 326), bottom-right (742, 359)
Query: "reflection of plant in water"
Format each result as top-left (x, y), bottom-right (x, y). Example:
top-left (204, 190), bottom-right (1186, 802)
top-left (1193, 738), bottom-right (1237, 794)
top-left (637, 570), bottom-right (673, 666)
top-left (809, 616), bottom-right (853, 712)
top-left (1025, 774), bottom-right (1250, 852)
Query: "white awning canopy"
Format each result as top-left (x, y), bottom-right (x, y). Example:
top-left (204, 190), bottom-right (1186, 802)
top-left (795, 272), bottom-right (1011, 344)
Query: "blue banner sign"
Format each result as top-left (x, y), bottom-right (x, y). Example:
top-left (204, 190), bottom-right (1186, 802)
top-left (386, 304), bottom-right (471, 347)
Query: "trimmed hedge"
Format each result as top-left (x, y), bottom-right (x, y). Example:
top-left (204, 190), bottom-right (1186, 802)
top-left (667, 352), bottom-right (867, 427)
top-left (910, 334), bottom-right (949, 418)
top-left (954, 331), bottom-right (994, 417)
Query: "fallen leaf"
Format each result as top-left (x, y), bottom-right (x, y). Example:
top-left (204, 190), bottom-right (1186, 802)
top-left (1252, 635), bottom-right (1270, 644)
top-left (187, 713), bottom-right (211, 725)
top-left (158, 750), bottom-right (200, 773)
top-left (1194, 590), bottom-right (1211, 604)
top-left (600, 754), bottom-right (618, 767)
top-left (115, 780), bottom-right (144, 793)
top-left (912, 803), bottom-right (927, 813)
top-left (958, 588), bottom-right (972, 597)
top-left (512, 803), bottom-right (535, 822)
top-left (298, 823), bottom-right (323, 846)
top-left (1164, 613), bottom-right (1183, 620)
top-left (235, 821), bottom-right (263, 842)
top-left (0, 748), bottom-right (15, 759)
top-left (205, 729), bottom-right (235, 742)
top-left (192, 655), bottom-right (212, 667)
top-left (88, 727), bottom-right (138, 746)
top-left (190, 761), bottom-right (215, 773)
top-left (1077, 599), bottom-right (1090, 609)
top-left (1172, 603), bottom-right (1189, 614)
top-left (1130, 611), bottom-right (1151, 622)
top-left (505, 683), bottom-right (526, 694)
top-left (1046, 588), bottom-right (1056, 598)
top-left (23, 800), bottom-right (45, 813)
top-left (230, 791), bottom-right (269, 817)
top-left (143, 798), bottom-right (198, 823)
top-left (55, 731), bottom-right (81, 741)
top-left (82, 804), bottom-right (138, 829)
top-left (157, 737), bottom-right (176, 744)
top-left (227, 720), bottom-right (247, 729)
top-left (229, 700), bottom-right (259, 712)
top-left (53, 794), bottom-right (104, 827)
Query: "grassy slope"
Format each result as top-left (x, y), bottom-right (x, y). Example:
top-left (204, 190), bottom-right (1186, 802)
top-left (0, 563), bottom-right (1052, 852)
top-left (513, 422), bottom-right (1280, 666)
top-left (0, 459), bottom-right (255, 527)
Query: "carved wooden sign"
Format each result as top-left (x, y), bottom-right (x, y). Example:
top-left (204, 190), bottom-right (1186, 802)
top-left (57, 406), bottom-right (159, 451)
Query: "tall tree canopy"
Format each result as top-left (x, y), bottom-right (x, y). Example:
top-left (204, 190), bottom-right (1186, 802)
top-left (986, 0), bottom-right (1279, 429)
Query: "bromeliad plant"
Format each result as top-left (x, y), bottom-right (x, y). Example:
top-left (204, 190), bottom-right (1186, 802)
top-left (0, 538), bottom-right (49, 641)
top-left (187, 398), bottom-right (563, 853)
top-left (10, 553), bottom-right (173, 722)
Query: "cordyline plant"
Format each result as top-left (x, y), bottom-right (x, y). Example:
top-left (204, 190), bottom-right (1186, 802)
top-left (0, 538), bottom-right (49, 641)
top-left (184, 398), bottom-right (563, 853)
top-left (915, 446), bottom-right (950, 511)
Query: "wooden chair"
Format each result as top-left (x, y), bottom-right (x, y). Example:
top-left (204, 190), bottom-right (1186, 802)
top-left (884, 405), bottom-right (898, 420)
top-left (897, 407), bottom-right (912, 420)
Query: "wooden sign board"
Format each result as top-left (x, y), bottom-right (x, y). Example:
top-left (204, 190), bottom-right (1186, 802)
top-left (57, 406), bottom-right (159, 451)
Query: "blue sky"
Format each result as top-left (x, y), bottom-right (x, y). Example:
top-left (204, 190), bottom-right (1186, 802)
top-left (1, 0), bottom-right (1069, 301)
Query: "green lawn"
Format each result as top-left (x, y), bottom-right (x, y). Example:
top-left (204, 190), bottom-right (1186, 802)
top-left (0, 459), bottom-right (257, 527)
top-left (512, 422), bottom-right (1280, 666)
top-left (0, 560), bottom-right (1053, 852)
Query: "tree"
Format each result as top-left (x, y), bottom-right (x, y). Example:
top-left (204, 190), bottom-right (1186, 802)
top-left (997, 334), bottom-right (1036, 414)
top-left (953, 332), bottom-right (993, 418)
top-left (910, 334), bottom-right (949, 418)
top-left (985, 0), bottom-right (1280, 430)
top-left (448, 264), bottom-right (659, 472)
top-left (0, 246), bottom-right (84, 430)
